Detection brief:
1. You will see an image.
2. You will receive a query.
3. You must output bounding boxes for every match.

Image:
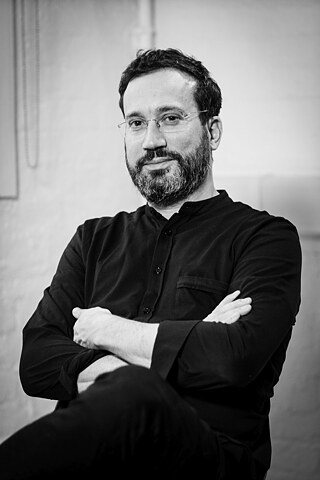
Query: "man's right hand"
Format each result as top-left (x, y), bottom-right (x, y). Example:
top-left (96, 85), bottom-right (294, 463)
top-left (203, 290), bottom-right (252, 324)
top-left (77, 291), bottom-right (251, 393)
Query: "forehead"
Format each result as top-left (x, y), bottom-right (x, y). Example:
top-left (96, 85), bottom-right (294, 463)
top-left (123, 68), bottom-right (198, 116)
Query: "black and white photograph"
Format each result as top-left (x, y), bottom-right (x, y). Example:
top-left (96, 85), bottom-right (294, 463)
top-left (0, 1), bottom-right (319, 479)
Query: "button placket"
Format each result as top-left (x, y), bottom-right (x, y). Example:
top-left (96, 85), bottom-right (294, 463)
top-left (139, 224), bottom-right (175, 319)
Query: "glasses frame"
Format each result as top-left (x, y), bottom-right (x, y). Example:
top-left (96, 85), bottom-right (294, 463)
top-left (117, 109), bottom-right (208, 137)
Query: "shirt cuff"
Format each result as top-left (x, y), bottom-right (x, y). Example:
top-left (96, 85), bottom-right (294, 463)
top-left (151, 319), bottom-right (201, 380)
top-left (59, 349), bottom-right (110, 397)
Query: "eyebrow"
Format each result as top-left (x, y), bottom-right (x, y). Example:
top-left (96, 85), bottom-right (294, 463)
top-left (125, 105), bottom-right (186, 119)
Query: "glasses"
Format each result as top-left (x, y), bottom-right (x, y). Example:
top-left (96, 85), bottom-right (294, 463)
top-left (118, 110), bottom-right (208, 137)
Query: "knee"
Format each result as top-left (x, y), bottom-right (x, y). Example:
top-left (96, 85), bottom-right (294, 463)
top-left (78, 365), bottom-right (171, 439)
top-left (82, 365), bottom-right (166, 412)
top-left (95, 365), bottom-right (165, 409)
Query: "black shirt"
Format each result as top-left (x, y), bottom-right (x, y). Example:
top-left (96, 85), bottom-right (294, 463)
top-left (19, 190), bottom-right (301, 473)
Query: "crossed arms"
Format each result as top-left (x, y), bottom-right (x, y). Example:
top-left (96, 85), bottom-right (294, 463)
top-left (73, 290), bottom-right (252, 393)
top-left (19, 214), bottom-right (301, 402)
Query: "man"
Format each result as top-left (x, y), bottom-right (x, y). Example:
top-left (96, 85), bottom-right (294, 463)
top-left (0, 49), bottom-right (301, 479)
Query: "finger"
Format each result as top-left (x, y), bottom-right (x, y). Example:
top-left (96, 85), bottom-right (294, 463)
top-left (203, 310), bottom-right (240, 323)
top-left (203, 302), bottom-right (252, 323)
top-left (221, 304), bottom-right (252, 322)
top-left (224, 312), bottom-right (241, 324)
top-left (73, 333), bottom-right (80, 343)
top-left (217, 290), bottom-right (241, 307)
top-left (72, 307), bottom-right (82, 318)
top-left (238, 304), bottom-right (252, 316)
top-left (221, 302), bottom-right (252, 316)
top-left (219, 297), bottom-right (252, 312)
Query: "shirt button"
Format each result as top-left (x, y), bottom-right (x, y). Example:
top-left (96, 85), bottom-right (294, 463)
top-left (164, 229), bottom-right (172, 236)
top-left (143, 306), bottom-right (151, 314)
top-left (155, 266), bottom-right (162, 275)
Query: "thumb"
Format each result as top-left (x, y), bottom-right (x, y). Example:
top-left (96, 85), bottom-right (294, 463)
top-left (72, 307), bottom-right (82, 318)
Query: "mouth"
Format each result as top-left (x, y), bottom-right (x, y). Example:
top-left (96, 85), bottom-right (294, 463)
top-left (143, 158), bottom-right (174, 169)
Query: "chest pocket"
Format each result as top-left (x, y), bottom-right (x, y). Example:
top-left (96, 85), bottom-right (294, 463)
top-left (175, 275), bottom-right (228, 320)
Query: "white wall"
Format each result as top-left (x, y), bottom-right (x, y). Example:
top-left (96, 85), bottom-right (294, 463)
top-left (0, 1), bottom-right (319, 479)
top-left (0, 0), bottom-right (141, 438)
top-left (155, 1), bottom-right (320, 479)
top-left (156, 0), bottom-right (320, 176)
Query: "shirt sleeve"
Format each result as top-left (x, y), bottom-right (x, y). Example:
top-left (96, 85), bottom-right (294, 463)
top-left (19, 225), bottom-right (109, 401)
top-left (151, 217), bottom-right (302, 392)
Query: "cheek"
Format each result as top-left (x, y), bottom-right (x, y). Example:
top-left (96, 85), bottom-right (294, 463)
top-left (172, 137), bottom-right (192, 152)
top-left (169, 125), bottom-right (204, 153)
top-left (125, 140), bottom-right (141, 165)
top-left (167, 136), bottom-right (197, 156)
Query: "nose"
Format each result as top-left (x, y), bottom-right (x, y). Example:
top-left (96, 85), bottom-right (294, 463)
top-left (142, 120), bottom-right (167, 150)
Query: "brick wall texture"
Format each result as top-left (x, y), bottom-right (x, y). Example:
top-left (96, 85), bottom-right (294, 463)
top-left (0, 1), bottom-right (319, 479)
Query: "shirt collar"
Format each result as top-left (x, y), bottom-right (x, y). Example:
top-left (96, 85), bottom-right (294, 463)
top-left (145, 190), bottom-right (229, 220)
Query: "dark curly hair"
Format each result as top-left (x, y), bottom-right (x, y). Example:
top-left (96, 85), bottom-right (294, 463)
top-left (118, 48), bottom-right (222, 123)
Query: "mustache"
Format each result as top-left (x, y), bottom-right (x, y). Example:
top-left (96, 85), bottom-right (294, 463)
top-left (136, 148), bottom-right (183, 171)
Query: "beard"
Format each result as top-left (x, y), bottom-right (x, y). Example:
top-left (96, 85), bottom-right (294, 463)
top-left (125, 130), bottom-right (212, 208)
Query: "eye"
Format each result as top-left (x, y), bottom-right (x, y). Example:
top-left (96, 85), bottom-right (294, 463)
top-left (128, 119), bottom-right (145, 130)
top-left (161, 114), bottom-right (183, 125)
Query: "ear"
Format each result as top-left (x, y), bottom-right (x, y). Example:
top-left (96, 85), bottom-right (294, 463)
top-left (208, 116), bottom-right (222, 151)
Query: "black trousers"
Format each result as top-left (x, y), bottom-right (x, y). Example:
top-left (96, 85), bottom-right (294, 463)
top-left (0, 365), bottom-right (258, 479)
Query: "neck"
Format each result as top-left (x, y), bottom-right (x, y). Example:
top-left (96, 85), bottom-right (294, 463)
top-left (149, 172), bottom-right (218, 220)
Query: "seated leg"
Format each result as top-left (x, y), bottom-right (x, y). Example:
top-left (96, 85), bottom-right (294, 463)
top-left (0, 365), bottom-right (256, 479)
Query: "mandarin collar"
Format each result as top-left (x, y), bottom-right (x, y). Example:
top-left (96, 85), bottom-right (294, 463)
top-left (145, 190), bottom-right (230, 220)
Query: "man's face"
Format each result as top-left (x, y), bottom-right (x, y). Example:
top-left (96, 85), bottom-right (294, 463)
top-left (122, 68), bottom-right (212, 207)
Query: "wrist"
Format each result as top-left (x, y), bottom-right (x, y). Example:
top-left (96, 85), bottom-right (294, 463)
top-left (94, 313), bottom-right (122, 350)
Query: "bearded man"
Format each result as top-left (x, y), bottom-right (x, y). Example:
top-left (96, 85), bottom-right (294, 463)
top-left (0, 49), bottom-right (301, 480)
